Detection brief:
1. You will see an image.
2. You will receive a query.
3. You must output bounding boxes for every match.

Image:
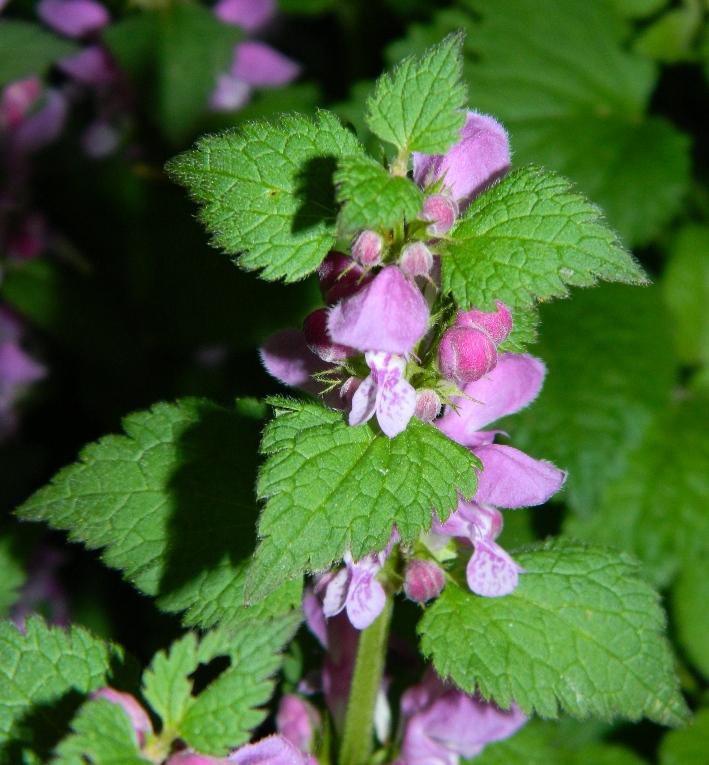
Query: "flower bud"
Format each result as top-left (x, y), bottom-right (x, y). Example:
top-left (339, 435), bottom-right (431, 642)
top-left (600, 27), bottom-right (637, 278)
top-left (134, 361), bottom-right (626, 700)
top-left (454, 300), bottom-right (512, 346)
top-left (91, 688), bottom-right (152, 746)
top-left (414, 389), bottom-right (441, 423)
top-left (399, 242), bottom-right (433, 277)
top-left (317, 252), bottom-right (367, 304)
top-left (437, 326), bottom-right (497, 384)
top-left (403, 558), bottom-right (445, 603)
top-left (302, 308), bottom-right (356, 363)
top-left (276, 694), bottom-right (320, 753)
top-left (351, 230), bottom-right (383, 267)
top-left (340, 375), bottom-right (362, 408)
top-left (419, 194), bottom-right (459, 236)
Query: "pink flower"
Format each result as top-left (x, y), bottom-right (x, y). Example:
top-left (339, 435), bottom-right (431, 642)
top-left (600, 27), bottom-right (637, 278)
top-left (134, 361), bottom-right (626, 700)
top-left (277, 695), bottom-right (320, 753)
top-left (37, 0), bottom-right (110, 38)
top-left (328, 265), bottom-right (430, 356)
top-left (91, 688), bottom-right (153, 746)
top-left (399, 668), bottom-right (526, 765)
top-left (302, 308), bottom-right (357, 364)
top-left (418, 194), bottom-right (459, 236)
top-left (57, 45), bottom-right (115, 86)
top-left (231, 42), bottom-right (301, 88)
top-left (8, 89), bottom-right (68, 155)
top-left (403, 559), bottom-right (445, 603)
top-left (213, 0), bottom-right (275, 31)
top-left (229, 734), bottom-right (315, 765)
top-left (349, 351), bottom-right (416, 437)
top-left (351, 230), bottom-right (383, 267)
top-left (0, 79), bottom-right (42, 132)
top-left (413, 111), bottom-right (510, 212)
top-left (317, 251), bottom-right (369, 304)
top-left (321, 530), bottom-right (398, 630)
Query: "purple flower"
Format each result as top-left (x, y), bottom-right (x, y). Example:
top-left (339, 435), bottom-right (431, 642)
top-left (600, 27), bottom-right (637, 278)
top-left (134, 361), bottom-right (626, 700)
top-left (413, 112), bottom-right (510, 212)
top-left (437, 326), bottom-right (497, 385)
top-left (8, 89), bottom-right (68, 155)
top-left (213, 0), bottom-right (275, 31)
top-left (399, 668), bottom-right (527, 765)
top-left (403, 559), bottom-right (445, 603)
top-left (167, 736), bottom-right (315, 765)
top-left (276, 695), bottom-right (320, 753)
top-left (419, 194), bottom-right (459, 236)
top-left (351, 230), bottom-right (383, 267)
top-left (231, 41), bottom-right (301, 88)
top-left (57, 46), bottom-right (115, 86)
top-left (328, 265), bottom-right (430, 356)
top-left (91, 687), bottom-right (153, 746)
top-left (302, 308), bottom-right (357, 364)
top-left (413, 389), bottom-right (442, 424)
top-left (37, 0), bottom-right (110, 39)
top-left (210, 75), bottom-right (252, 112)
top-left (0, 79), bottom-right (42, 131)
top-left (321, 530), bottom-right (398, 630)
top-left (317, 251), bottom-right (369, 304)
top-left (349, 351), bottom-right (416, 437)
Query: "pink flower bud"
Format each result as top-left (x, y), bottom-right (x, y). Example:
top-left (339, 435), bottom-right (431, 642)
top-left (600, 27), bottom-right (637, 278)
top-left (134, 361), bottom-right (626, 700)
top-left (437, 326), bottom-right (497, 384)
top-left (414, 389), bottom-right (441, 423)
top-left (340, 376), bottom-right (362, 407)
top-left (91, 688), bottom-right (152, 746)
top-left (419, 194), bottom-right (459, 236)
top-left (454, 301), bottom-right (512, 346)
top-left (351, 230), bottom-right (383, 267)
top-left (303, 308), bottom-right (356, 363)
top-left (317, 252), bottom-right (366, 304)
top-left (399, 242), bottom-right (433, 277)
top-left (403, 559), bottom-right (445, 603)
top-left (276, 695), bottom-right (320, 753)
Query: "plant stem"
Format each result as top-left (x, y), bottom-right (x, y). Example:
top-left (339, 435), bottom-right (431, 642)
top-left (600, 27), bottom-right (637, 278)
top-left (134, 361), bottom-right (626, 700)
top-left (339, 595), bottom-right (394, 765)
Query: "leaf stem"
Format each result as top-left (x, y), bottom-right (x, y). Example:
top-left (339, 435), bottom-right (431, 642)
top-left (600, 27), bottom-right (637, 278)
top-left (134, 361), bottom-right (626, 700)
top-left (339, 595), bottom-right (394, 765)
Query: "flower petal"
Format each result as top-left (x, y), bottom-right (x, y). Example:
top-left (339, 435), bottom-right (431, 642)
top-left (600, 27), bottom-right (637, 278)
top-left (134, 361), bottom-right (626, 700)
top-left (466, 539), bottom-right (523, 597)
top-left (376, 376), bottom-right (416, 438)
top-left (210, 74), bottom-right (251, 112)
top-left (231, 42), bottom-right (301, 88)
top-left (437, 353), bottom-right (546, 445)
top-left (346, 560), bottom-right (386, 630)
top-left (0, 342), bottom-right (46, 385)
top-left (322, 567), bottom-right (350, 618)
top-left (37, 0), bottom-right (110, 38)
top-left (348, 374), bottom-right (377, 427)
top-left (213, 0), bottom-right (274, 30)
top-left (474, 444), bottom-right (566, 508)
top-left (328, 266), bottom-right (429, 356)
top-left (228, 735), bottom-right (307, 765)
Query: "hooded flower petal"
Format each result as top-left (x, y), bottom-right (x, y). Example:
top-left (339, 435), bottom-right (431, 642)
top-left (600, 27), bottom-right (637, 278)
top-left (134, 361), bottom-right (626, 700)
top-left (473, 444), bottom-right (567, 508)
top-left (466, 539), bottom-right (523, 598)
top-left (413, 111), bottom-right (510, 211)
top-left (213, 0), bottom-right (274, 30)
top-left (231, 42), bottom-right (301, 87)
top-left (437, 353), bottom-right (546, 446)
top-left (328, 266), bottom-right (429, 356)
top-left (260, 329), bottom-right (334, 401)
top-left (37, 0), bottom-right (110, 38)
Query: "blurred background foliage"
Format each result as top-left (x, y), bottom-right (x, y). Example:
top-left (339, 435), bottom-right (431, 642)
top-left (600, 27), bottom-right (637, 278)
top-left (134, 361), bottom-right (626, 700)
top-left (1, 0), bottom-right (709, 761)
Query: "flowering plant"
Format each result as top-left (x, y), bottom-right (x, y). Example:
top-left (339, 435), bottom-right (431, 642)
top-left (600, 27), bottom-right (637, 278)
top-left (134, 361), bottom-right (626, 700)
top-left (1, 19), bottom-right (703, 765)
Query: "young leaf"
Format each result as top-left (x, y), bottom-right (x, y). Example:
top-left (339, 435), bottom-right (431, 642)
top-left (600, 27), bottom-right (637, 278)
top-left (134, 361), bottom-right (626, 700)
top-left (15, 399), bottom-right (301, 629)
top-left (335, 154), bottom-right (423, 233)
top-left (0, 21), bottom-right (78, 87)
top-left (441, 166), bottom-right (646, 312)
top-left (568, 392), bottom-right (709, 588)
top-left (419, 538), bottom-right (688, 726)
top-left (166, 111), bottom-right (364, 282)
top-left (247, 398), bottom-right (478, 602)
top-left (366, 33), bottom-right (467, 155)
top-left (0, 618), bottom-right (126, 757)
top-left (659, 707), bottom-right (709, 765)
top-left (389, 0), bottom-right (690, 247)
top-left (54, 699), bottom-right (149, 765)
top-left (500, 284), bottom-right (675, 518)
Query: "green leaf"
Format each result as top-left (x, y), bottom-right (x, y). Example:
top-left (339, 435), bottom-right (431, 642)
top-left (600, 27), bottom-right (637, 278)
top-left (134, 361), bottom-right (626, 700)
top-left (419, 538), bottom-right (688, 726)
top-left (247, 398), bottom-right (479, 602)
top-left (141, 619), bottom-right (298, 756)
top-left (659, 707), bottom-right (709, 764)
top-left (662, 225), bottom-right (709, 367)
top-left (633, 1), bottom-right (702, 63)
top-left (103, 13), bottom-right (158, 83)
top-left (497, 307), bottom-right (539, 354)
top-left (0, 21), bottom-right (78, 87)
top-left (612, 0), bottom-right (668, 17)
top-left (167, 111), bottom-right (364, 282)
top-left (16, 399), bottom-right (301, 629)
top-left (673, 553), bottom-right (709, 680)
top-left (500, 284), bottom-right (675, 518)
top-left (366, 33), bottom-right (467, 155)
top-left (389, 0), bottom-right (691, 247)
top-left (54, 699), bottom-right (149, 765)
top-left (335, 154), bottom-right (423, 233)
top-left (441, 166), bottom-right (646, 312)
top-left (0, 535), bottom-right (25, 618)
top-left (0, 618), bottom-right (126, 759)
top-left (568, 392), bottom-right (709, 588)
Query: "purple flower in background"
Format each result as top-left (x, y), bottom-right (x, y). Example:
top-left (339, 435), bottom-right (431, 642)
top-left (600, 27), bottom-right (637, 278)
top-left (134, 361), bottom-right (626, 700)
top-left (37, 0), bottom-right (110, 39)
top-left (328, 265), bottom-right (430, 356)
top-left (321, 530), bottom-right (398, 630)
top-left (398, 668), bottom-right (526, 765)
top-left (348, 351), bottom-right (416, 437)
top-left (277, 695), bottom-right (320, 754)
top-left (167, 736), bottom-right (316, 765)
top-left (7, 89), bottom-right (68, 155)
top-left (11, 545), bottom-right (69, 631)
top-left (413, 111), bottom-right (510, 212)
top-left (0, 79), bottom-right (42, 132)
top-left (57, 45), bottom-right (115, 86)
top-left (213, 0), bottom-right (274, 31)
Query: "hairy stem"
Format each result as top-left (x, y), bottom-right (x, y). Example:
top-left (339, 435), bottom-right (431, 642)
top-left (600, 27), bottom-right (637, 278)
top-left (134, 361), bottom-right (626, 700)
top-left (339, 595), bottom-right (394, 765)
